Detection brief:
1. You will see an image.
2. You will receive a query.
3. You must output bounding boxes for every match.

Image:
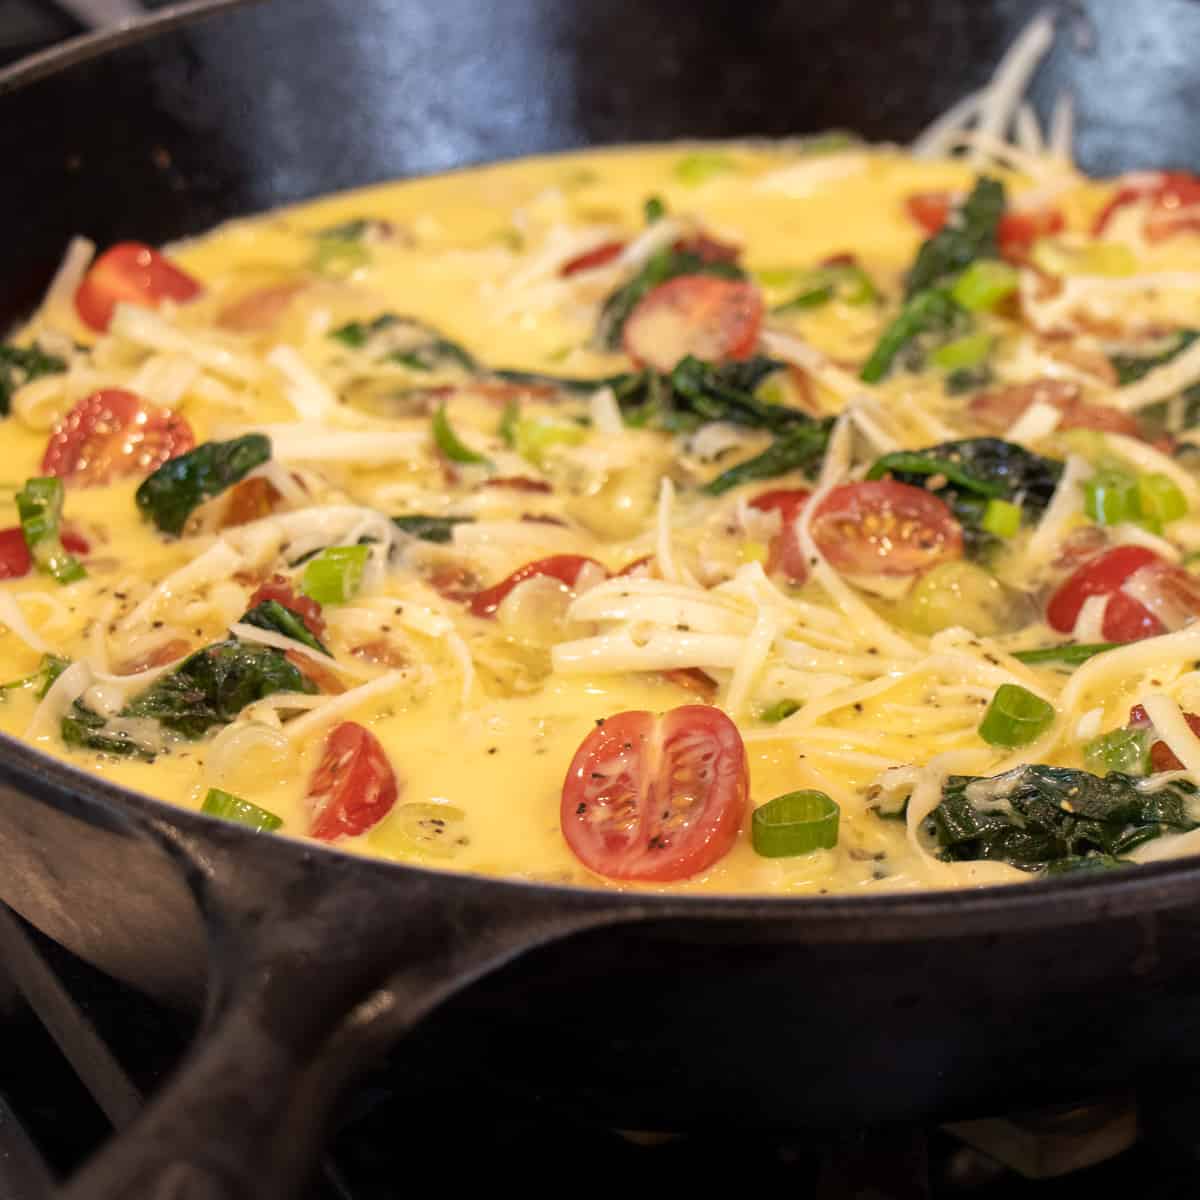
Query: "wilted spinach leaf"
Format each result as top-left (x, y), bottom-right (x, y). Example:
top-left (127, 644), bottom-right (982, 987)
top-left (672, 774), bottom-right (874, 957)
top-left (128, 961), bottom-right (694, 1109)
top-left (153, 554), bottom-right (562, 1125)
top-left (330, 313), bottom-right (477, 372)
top-left (136, 435), bottom-right (272, 536)
top-left (61, 702), bottom-right (158, 761)
top-left (906, 176), bottom-right (1006, 298)
top-left (240, 599), bottom-right (328, 655)
top-left (927, 765), bottom-right (1198, 872)
top-left (704, 420), bottom-right (834, 495)
top-left (391, 514), bottom-right (474, 543)
top-left (0, 343), bottom-right (66, 416)
top-left (121, 641), bottom-right (315, 739)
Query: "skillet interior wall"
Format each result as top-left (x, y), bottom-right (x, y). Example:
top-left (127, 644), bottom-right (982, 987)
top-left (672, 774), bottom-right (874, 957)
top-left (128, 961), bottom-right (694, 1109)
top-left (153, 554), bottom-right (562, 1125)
top-left (3, 0), bottom-right (1196, 334)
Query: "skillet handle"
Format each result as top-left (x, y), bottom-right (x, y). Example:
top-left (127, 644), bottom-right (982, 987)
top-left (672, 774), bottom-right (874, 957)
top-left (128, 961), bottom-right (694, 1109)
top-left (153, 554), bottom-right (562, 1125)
top-left (60, 840), bottom-right (630, 1200)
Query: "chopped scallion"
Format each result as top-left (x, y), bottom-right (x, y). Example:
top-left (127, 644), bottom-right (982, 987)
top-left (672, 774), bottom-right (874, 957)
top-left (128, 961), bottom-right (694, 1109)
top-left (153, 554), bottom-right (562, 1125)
top-left (1137, 472), bottom-right (1188, 527)
top-left (1011, 643), bottom-right (1119, 668)
top-left (930, 331), bottom-right (992, 371)
top-left (759, 698), bottom-right (801, 723)
top-left (433, 403), bottom-right (492, 466)
top-left (752, 790), bottom-right (840, 857)
top-left (643, 195), bottom-right (666, 224)
top-left (673, 151), bottom-right (736, 186)
top-left (1083, 727), bottom-right (1151, 777)
top-left (301, 544), bottom-right (370, 604)
top-left (16, 477), bottom-right (85, 584)
top-left (949, 260), bottom-right (1019, 311)
top-left (978, 684), bottom-right (1055, 747)
top-left (202, 788), bottom-right (282, 833)
top-left (513, 416), bottom-right (587, 466)
top-left (1082, 469), bottom-right (1138, 526)
top-left (980, 497), bottom-right (1022, 539)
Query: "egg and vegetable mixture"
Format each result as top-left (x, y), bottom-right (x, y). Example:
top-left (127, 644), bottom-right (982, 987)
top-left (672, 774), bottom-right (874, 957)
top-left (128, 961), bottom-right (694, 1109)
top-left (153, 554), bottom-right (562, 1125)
top-left (9, 133), bottom-right (1200, 895)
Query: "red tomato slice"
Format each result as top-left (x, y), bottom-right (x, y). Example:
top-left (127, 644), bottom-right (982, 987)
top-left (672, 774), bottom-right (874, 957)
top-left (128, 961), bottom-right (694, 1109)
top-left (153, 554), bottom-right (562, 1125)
top-left (248, 573), bottom-right (326, 639)
top-left (559, 240), bottom-right (625, 277)
top-left (749, 488), bottom-right (812, 583)
top-left (906, 192), bottom-right (952, 234)
top-left (560, 705), bottom-right (748, 882)
top-left (74, 242), bottom-right (202, 333)
top-left (1093, 171), bottom-right (1200, 239)
top-left (307, 721), bottom-right (399, 841)
top-left (0, 528), bottom-right (31, 580)
top-left (622, 275), bottom-right (763, 372)
top-left (468, 554), bottom-right (608, 618)
top-left (1128, 704), bottom-right (1200, 772)
top-left (1045, 546), bottom-right (1167, 641)
top-left (809, 481), bottom-right (963, 576)
top-left (41, 389), bottom-right (195, 485)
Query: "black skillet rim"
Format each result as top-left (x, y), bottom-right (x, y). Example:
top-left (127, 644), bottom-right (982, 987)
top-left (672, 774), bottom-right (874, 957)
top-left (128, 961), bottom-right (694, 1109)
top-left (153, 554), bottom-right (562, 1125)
top-left (2, 0), bottom-right (1200, 944)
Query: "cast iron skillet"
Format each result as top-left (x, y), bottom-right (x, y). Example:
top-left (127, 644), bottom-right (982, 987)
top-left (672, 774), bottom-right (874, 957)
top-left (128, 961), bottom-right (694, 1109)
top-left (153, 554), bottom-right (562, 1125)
top-left (5, 1), bottom-right (1200, 1196)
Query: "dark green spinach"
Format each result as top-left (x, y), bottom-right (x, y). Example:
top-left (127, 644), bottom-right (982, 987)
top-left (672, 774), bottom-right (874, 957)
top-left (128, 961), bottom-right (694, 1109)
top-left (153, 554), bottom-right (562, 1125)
top-left (136, 435), bottom-right (272, 536)
top-left (391, 514), bottom-right (474, 543)
top-left (240, 599), bottom-right (328, 655)
top-left (927, 766), bottom-right (1198, 872)
top-left (704, 420), bottom-right (835, 495)
top-left (906, 176), bottom-right (1006, 298)
top-left (0, 344), bottom-right (66, 416)
top-left (330, 314), bottom-right (477, 372)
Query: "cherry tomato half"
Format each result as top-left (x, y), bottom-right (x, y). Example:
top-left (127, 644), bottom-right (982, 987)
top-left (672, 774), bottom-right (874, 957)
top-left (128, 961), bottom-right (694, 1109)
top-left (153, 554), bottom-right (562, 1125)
top-left (559, 240), bottom-right (625, 277)
top-left (749, 488), bottom-right (812, 583)
top-left (1045, 546), bottom-right (1179, 642)
top-left (468, 554), bottom-right (608, 618)
top-left (622, 275), bottom-right (763, 372)
top-left (74, 242), bottom-right (203, 333)
top-left (249, 573), bottom-right (326, 639)
top-left (1128, 704), bottom-right (1200, 773)
top-left (307, 721), bottom-right (399, 841)
top-left (560, 705), bottom-right (748, 882)
top-left (41, 389), bottom-right (195, 485)
top-left (1093, 171), bottom-right (1200, 240)
top-left (809, 481), bottom-right (963, 576)
top-left (0, 528), bottom-right (31, 580)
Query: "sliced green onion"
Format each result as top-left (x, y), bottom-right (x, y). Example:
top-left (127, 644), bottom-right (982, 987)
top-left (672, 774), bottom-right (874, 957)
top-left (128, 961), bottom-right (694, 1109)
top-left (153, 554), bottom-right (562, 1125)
top-left (513, 416), bottom-right (587, 466)
top-left (643, 195), bottom-right (666, 224)
top-left (301, 544), bottom-right (370, 604)
top-left (16, 477), bottom-right (85, 584)
top-left (1083, 727), bottom-right (1151, 777)
top-left (0, 653), bottom-right (70, 699)
top-left (860, 288), bottom-right (959, 383)
top-left (773, 263), bottom-right (879, 314)
top-left (433, 403), bottom-right (492, 466)
top-left (312, 237), bottom-right (370, 277)
top-left (1137, 472), bottom-right (1188, 527)
top-left (759, 698), bottom-right (801, 723)
top-left (390, 801), bottom-right (468, 858)
top-left (673, 151), bottom-right (736, 186)
top-left (1030, 239), bottom-right (1136, 279)
top-left (202, 788), bottom-right (282, 833)
top-left (949, 260), bottom-right (1019, 311)
top-left (1011, 643), bottom-right (1119, 667)
top-left (773, 280), bottom-right (834, 313)
top-left (752, 790), bottom-right (840, 857)
top-left (498, 398), bottom-right (520, 447)
top-left (978, 684), bottom-right (1055, 748)
top-left (980, 497), bottom-right (1022, 539)
top-left (930, 331), bottom-right (992, 371)
top-left (1082, 469), bottom-right (1138, 526)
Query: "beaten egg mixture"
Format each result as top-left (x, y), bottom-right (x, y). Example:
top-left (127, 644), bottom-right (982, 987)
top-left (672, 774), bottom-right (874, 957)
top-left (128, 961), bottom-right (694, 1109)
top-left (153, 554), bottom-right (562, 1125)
top-left (7, 138), bottom-right (1200, 894)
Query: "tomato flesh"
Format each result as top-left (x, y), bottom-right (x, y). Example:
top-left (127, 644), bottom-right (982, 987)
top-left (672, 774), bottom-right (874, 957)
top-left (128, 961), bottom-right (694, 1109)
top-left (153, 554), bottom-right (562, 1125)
top-left (1045, 546), bottom-right (1171, 642)
top-left (468, 554), bottom-right (608, 617)
top-left (749, 488), bottom-right (812, 583)
top-left (74, 242), bottom-right (202, 333)
top-left (560, 240), bottom-right (625, 277)
top-left (810, 481), bottom-right (963, 576)
top-left (308, 721), bottom-right (399, 841)
top-left (248, 574), bottom-right (326, 639)
top-left (560, 705), bottom-right (748, 881)
top-left (1093, 172), bottom-right (1200, 239)
top-left (622, 275), bottom-right (763, 372)
top-left (1128, 704), bottom-right (1200, 773)
top-left (0, 528), bottom-right (31, 580)
top-left (41, 389), bottom-right (195, 485)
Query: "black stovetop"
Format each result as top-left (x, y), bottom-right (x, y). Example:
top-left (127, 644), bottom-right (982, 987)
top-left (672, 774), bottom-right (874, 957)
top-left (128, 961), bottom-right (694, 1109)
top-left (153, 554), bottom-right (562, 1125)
top-left (3, 907), bottom-right (1200, 1199)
